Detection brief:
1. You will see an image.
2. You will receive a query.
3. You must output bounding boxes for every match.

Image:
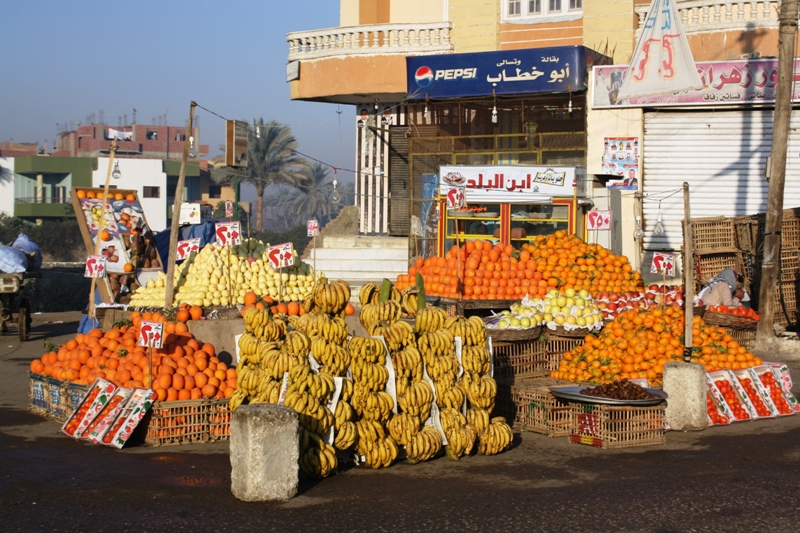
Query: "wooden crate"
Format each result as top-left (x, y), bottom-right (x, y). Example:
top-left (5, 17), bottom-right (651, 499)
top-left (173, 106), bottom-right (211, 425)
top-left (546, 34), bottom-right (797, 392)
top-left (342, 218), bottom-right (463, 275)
top-left (209, 398), bottom-right (231, 441)
top-left (696, 252), bottom-right (744, 285)
top-left (691, 217), bottom-right (737, 254)
top-left (64, 382), bottom-right (90, 419)
top-left (569, 402), bottom-right (666, 449)
top-left (753, 249), bottom-right (800, 282)
top-left (723, 327), bottom-right (755, 351)
top-left (29, 372), bottom-right (50, 416)
top-left (495, 377), bottom-right (572, 437)
top-left (46, 377), bottom-right (68, 421)
top-left (733, 218), bottom-right (757, 254)
top-left (142, 399), bottom-right (209, 446)
top-left (774, 280), bottom-right (798, 328)
top-left (493, 339), bottom-right (551, 379)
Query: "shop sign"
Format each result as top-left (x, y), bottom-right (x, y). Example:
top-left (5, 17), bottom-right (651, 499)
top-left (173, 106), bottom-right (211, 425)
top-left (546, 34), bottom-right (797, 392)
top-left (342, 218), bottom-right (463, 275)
top-left (439, 165), bottom-right (585, 203)
top-left (651, 252), bottom-right (675, 276)
top-left (407, 46), bottom-right (593, 99)
top-left (587, 210), bottom-right (612, 231)
top-left (593, 58), bottom-right (800, 109)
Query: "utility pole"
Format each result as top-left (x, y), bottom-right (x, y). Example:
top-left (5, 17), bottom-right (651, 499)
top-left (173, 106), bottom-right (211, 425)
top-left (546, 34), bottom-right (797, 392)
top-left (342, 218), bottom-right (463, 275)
top-left (756, 0), bottom-right (798, 345)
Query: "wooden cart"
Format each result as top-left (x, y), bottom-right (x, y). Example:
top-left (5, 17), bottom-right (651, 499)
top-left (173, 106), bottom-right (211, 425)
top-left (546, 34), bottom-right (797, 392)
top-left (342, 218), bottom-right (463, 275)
top-left (0, 272), bottom-right (40, 340)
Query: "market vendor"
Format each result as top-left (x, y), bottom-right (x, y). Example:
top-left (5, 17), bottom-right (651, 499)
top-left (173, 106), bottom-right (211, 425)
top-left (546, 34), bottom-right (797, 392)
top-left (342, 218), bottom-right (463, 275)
top-left (698, 267), bottom-right (746, 307)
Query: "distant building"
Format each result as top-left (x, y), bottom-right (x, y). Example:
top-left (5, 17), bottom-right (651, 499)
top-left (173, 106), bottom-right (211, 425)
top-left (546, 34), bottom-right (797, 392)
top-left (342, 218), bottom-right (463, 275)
top-left (0, 140), bottom-right (40, 157)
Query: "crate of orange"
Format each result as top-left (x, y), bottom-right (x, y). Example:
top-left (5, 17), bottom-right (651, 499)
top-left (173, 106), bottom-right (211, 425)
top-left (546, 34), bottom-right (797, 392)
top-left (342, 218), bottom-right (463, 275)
top-left (142, 398), bottom-right (210, 446)
top-left (208, 398), bottom-right (232, 441)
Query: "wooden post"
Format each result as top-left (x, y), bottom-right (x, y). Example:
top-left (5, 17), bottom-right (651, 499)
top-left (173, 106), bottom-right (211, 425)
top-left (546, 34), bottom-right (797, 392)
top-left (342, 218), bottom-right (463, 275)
top-left (683, 182), bottom-right (694, 362)
top-left (149, 345), bottom-right (154, 391)
top-left (757, 0), bottom-right (799, 341)
top-left (88, 139), bottom-right (118, 319)
top-left (164, 102), bottom-right (196, 309)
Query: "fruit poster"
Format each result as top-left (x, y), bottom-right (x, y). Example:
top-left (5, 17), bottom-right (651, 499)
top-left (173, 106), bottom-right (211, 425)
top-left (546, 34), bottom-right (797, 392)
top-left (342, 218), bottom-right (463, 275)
top-left (444, 186), bottom-right (466, 209)
top-left (176, 238), bottom-right (201, 261)
top-left (84, 255), bottom-right (107, 278)
top-left (602, 137), bottom-right (639, 190)
top-left (137, 320), bottom-right (164, 349)
top-left (215, 221), bottom-right (242, 246)
top-left (586, 210), bottom-right (612, 231)
top-left (225, 201), bottom-right (234, 219)
top-left (650, 252), bottom-right (675, 276)
top-left (268, 242), bottom-right (294, 269)
top-left (307, 219), bottom-right (320, 237)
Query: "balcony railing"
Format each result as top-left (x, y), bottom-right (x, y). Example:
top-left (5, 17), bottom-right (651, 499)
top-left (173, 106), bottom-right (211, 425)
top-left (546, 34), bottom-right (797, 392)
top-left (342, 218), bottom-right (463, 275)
top-left (287, 22), bottom-right (453, 61)
top-left (636, 0), bottom-right (779, 37)
top-left (15, 196), bottom-right (71, 204)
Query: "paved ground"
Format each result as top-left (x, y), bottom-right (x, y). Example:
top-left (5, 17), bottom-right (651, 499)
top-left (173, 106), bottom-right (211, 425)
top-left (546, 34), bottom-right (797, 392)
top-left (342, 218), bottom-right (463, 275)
top-left (2, 313), bottom-right (800, 532)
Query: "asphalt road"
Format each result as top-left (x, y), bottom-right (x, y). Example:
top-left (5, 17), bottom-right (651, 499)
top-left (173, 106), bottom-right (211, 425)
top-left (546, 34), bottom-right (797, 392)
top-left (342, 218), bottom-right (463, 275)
top-left (2, 313), bottom-right (800, 532)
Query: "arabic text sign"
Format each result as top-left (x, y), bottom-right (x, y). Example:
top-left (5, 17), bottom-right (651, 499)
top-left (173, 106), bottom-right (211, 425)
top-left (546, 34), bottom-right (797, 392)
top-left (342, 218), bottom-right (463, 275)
top-left (307, 219), bottom-right (320, 237)
top-left (439, 165), bottom-right (581, 202)
top-left (267, 242), bottom-right (294, 269)
top-left (84, 255), bottom-right (107, 278)
top-left (593, 58), bottom-right (800, 109)
top-left (215, 222), bottom-right (241, 246)
top-left (137, 320), bottom-right (164, 349)
top-left (587, 210), bottom-right (612, 231)
top-left (407, 46), bottom-right (587, 99)
top-left (650, 252), bottom-right (675, 277)
top-left (444, 187), bottom-right (466, 209)
top-left (176, 238), bottom-right (202, 261)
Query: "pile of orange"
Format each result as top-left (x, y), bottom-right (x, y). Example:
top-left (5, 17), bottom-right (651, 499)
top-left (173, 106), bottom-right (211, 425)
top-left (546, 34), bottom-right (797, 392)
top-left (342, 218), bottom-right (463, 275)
top-left (30, 310), bottom-right (236, 402)
top-left (76, 189), bottom-right (136, 201)
top-left (551, 307), bottom-right (762, 385)
top-left (395, 231), bottom-right (643, 300)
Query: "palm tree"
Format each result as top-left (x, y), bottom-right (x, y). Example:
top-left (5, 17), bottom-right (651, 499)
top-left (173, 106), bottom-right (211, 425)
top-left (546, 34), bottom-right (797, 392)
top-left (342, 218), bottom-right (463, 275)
top-left (245, 119), bottom-right (308, 230)
top-left (289, 162), bottom-right (337, 226)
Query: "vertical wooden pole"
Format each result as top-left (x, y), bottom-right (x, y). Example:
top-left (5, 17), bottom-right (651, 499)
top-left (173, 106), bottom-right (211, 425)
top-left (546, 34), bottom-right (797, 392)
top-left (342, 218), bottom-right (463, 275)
top-left (164, 102), bottom-right (196, 309)
top-left (683, 182), bottom-right (694, 362)
top-left (149, 345), bottom-right (154, 391)
top-left (88, 139), bottom-right (118, 319)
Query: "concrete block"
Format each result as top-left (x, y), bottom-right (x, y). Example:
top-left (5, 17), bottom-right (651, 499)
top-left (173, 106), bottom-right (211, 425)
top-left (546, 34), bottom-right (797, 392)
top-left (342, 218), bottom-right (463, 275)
top-left (230, 404), bottom-right (300, 502)
top-left (663, 362), bottom-right (707, 431)
top-left (187, 317), bottom-right (244, 366)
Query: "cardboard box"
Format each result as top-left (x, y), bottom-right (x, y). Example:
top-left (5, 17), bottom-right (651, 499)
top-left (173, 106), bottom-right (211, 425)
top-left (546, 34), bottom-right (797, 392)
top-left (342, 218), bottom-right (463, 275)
top-left (707, 370), bottom-right (757, 421)
top-left (732, 369), bottom-right (777, 418)
top-left (61, 379), bottom-right (118, 439)
top-left (84, 388), bottom-right (133, 443)
top-left (705, 373), bottom-right (735, 423)
top-left (102, 388), bottom-right (156, 449)
top-left (762, 361), bottom-right (798, 412)
top-left (751, 365), bottom-right (797, 416)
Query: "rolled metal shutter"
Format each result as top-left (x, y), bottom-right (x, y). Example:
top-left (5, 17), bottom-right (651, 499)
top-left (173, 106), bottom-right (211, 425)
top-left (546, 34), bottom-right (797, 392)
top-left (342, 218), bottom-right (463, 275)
top-left (389, 126), bottom-right (409, 236)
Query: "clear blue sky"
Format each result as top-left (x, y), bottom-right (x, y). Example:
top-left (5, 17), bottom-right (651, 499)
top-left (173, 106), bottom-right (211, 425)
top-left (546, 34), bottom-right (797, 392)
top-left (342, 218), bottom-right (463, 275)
top-left (0, 0), bottom-right (355, 186)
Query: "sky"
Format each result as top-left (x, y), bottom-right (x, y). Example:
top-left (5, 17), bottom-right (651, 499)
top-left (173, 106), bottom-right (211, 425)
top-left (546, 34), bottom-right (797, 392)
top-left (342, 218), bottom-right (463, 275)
top-left (0, 0), bottom-right (356, 192)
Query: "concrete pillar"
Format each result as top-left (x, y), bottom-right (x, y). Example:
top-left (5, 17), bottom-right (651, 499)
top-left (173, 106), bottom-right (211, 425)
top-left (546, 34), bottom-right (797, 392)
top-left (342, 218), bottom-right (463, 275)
top-left (230, 404), bottom-right (300, 502)
top-left (662, 362), bottom-right (707, 431)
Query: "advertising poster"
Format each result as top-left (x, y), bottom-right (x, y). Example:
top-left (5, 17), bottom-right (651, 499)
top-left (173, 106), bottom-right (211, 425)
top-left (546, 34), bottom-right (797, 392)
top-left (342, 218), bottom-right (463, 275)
top-left (602, 137), bottom-right (639, 190)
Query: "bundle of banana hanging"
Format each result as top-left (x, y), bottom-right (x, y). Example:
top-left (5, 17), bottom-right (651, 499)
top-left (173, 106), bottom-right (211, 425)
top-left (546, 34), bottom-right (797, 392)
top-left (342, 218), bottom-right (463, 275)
top-left (405, 426), bottom-right (443, 464)
top-left (477, 416), bottom-right (514, 456)
top-left (359, 279), bottom-right (400, 306)
top-left (284, 382), bottom-right (335, 436)
top-left (243, 307), bottom-right (286, 342)
top-left (310, 336), bottom-right (351, 376)
top-left (444, 315), bottom-right (487, 348)
top-left (355, 419), bottom-right (399, 469)
top-left (439, 407), bottom-right (477, 461)
top-left (359, 300), bottom-right (402, 329)
top-left (400, 286), bottom-right (421, 318)
top-left (391, 345), bottom-right (424, 398)
top-left (414, 306), bottom-right (448, 334)
top-left (396, 380), bottom-right (433, 421)
top-left (417, 328), bottom-right (463, 407)
top-left (299, 429), bottom-right (338, 478)
top-left (230, 337), bottom-right (286, 411)
top-left (332, 380), bottom-right (358, 451)
top-left (302, 279), bottom-right (352, 316)
top-left (292, 312), bottom-right (349, 345)
top-left (367, 319), bottom-right (414, 352)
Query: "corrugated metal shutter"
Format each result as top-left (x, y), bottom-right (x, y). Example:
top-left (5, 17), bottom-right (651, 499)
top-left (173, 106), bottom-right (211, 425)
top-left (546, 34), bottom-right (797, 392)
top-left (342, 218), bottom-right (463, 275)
top-left (389, 126), bottom-right (409, 236)
top-left (642, 109), bottom-right (800, 251)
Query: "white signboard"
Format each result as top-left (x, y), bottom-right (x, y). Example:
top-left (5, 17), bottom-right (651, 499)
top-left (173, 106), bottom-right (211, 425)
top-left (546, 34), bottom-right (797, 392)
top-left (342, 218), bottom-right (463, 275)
top-left (587, 210), bottom-right (612, 231)
top-left (84, 255), bottom-right (107, 278)
top-left (650, 252), bottom-right (675, 277)
top-left (439, 165), bottom-right (585, 203)
top-left (137, 320), bottom-right (164, 349)
top-left (215, 222), bottom-right (242, 246)
top-left (176, 238), bottom-right (201, 261)
top-left (267, 242), bottom-right (294, 269)
top-left (225, 201), bottom-right (234, 219)
top-left (444, 187), bottom-right (466, 209)
top-left (179, 203), bottom-right (202, 225)
top-left (307, 219), bottom-right (320, 237)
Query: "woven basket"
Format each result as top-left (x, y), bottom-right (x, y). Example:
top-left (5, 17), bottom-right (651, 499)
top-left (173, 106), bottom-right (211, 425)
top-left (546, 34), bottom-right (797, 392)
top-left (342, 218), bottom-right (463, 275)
top-left (546, 325), bottom-right (595, 339)
top-left (703, 310), bottom-right (758, 330)
top-left (486, 325), bottom-right (544, 342)
top-left (693, 305), bottom-right (706, 318)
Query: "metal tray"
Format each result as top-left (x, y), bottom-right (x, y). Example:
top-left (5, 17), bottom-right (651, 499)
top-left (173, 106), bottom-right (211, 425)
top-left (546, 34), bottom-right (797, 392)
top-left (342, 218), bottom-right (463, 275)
top-left (549, 386), bottom-right (668, 406)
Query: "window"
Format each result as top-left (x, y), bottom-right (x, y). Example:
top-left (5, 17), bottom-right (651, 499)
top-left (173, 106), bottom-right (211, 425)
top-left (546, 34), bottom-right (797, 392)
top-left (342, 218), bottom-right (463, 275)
top-left (146, 131), bottom-right (158, 140)
top-left (505, 0), bottom-right (580, 20)
top-left (208, 185), bottom-right (222, 199)
top-left (143, 186), bottom-right (160, 198)
top-left (175, 131), bottom-right (186, 141)
top-left (508, 0), bottom-right (521, 15)
top-left (528, 0), bottom-right (541, 14)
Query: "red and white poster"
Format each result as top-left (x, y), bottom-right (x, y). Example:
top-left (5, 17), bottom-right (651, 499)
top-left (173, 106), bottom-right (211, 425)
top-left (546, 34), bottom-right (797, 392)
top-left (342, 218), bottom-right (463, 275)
top-left (307, 219), bottom-right (320, 237)
top-left (84, 255), bottom-right (107, 278)
top-left (586, 210), bottom-right (612, 231)
top-left (225, 201), bottom-right (234, 219)
top-left (176, 238), bottom-right (201, 261)
top-left (267, 242), bottom-right (294, 269)
top-left (137, 320), bottom-right (164, 349)
top-left (650, 252), bottom-right (675, 277)
top-left (444, 186), bottom-right (466, 209)
top-left (215, 221), bottom-right (241, 246)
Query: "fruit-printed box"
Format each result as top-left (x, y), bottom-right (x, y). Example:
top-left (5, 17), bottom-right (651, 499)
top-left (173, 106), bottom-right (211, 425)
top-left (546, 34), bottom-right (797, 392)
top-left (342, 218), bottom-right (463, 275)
top-left (61, 379), bottom-right (117, 439)
top-left (762, 362), bottom-right (798, 411)
top-left (749, 365), bottom-right (797, 416)
top-left (732, 369), bottom-right (778, 418)
top-left (84, 387), bottom-right (133, 443)
top-left (707, 370), bottom-right (758, 421)
top-left (102, 388), bottom-right (156, 449)
top-left (705, 374), bottom-right (735, 423)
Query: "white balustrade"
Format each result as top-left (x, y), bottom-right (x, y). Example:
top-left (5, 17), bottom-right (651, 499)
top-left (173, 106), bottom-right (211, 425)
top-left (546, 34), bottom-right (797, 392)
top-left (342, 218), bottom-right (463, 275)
top-left (635, 0), bottom-right (779, 38)
top-left (287, 22), bottom-right (453, 61)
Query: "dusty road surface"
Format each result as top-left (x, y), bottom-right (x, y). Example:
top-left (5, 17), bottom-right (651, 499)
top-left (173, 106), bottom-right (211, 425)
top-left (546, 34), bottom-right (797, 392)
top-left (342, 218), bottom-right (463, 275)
top-left (2, 313), bottom-right (800, 532)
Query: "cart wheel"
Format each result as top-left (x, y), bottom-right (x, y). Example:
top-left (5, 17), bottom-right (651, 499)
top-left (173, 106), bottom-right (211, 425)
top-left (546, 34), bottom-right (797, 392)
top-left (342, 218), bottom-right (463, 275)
top-left (18, 298), bottom-right (31, 342)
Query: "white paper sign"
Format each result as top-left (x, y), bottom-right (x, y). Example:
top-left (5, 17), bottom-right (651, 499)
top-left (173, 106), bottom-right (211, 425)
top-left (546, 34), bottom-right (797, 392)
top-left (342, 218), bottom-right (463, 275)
top-left (137, 320), bottom-right (164, 348)
top-left (307, 219), bottom-right (320, 237)
top-left (176, 238), bottom-right (201, 261)
top-left (225, 201), bottom-right (234, 219)
top-left (84, 255), bottom-right (107, 278)
top-left (444, 187), bottom-right (466, 209)
top-left (587, 210), bottom-right (612, 231)
top-left (215, 221), bottom-right (242, 246)
top-left (179, 203), bottom-right (202, 225)
top-left (267, 242), bottom-right (294, 269)
top-left (650, 252), bottom-right (675, 276)
top-left (277, 372), bottom-right (290, 405)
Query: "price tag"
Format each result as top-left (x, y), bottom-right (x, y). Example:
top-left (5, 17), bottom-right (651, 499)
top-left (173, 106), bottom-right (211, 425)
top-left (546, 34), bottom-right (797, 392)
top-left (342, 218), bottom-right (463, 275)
top-left (444, 186), bottom-right (466, 209)
top-left (225, 201), bottom-right (234, 219)
top-left (650, 252), bottom-right (675, 276)
top-left (137, 320), bottom-right (164, 348)
top-left (215, 221), bottom-right (241, 246)
top-left (267, 242), bottom-right (294, 269)
top-left (587, 210), bottom-right (612, 231)
top-left (84, 255), bottom-right (107, 278)
top-left (307, 219), bottom-right (320, 237)
top-left (176, 238), bottom-right (201, 261)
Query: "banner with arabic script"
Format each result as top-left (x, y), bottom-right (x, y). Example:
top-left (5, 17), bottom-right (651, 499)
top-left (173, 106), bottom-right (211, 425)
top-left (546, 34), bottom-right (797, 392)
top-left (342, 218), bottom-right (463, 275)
top-left (593, 58), bottom-right (800, 109)
top-left (439, 165), bottom-right (586, 203)
top-left (616, 0), bottom-right (702, 100)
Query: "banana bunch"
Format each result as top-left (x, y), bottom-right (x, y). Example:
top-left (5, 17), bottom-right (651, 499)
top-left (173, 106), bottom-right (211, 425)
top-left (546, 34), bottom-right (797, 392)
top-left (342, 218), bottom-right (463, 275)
top-left (284, 330), bottom-right (311, 358)
top-left (349, 336), bottom-right (387, 365)
top-left (359, 281), bottom-right (400, 306)
top-left (351, 359), bottom-right (389, 391)
top-left (462, 372), bottom-right (497, 411)
top-left (462, 345), bottom-right (491, 375)
top-left (359, 301), bottom-right (402, 329)
top-left (333, 420), bottom-right (358, 450)
top-left (477, 417), bottom-right (514, 456)
top-left (293, 313), bottom-right (349, 345)
top-left (400, 286), bottom-right (420, 318)
top-left (440, 407), bottom-right (477, 460)
top-left (433, 376), bottom-right (457, 407)
top-left (391, 346), bottom-right (423, 383)
top-left (299, 430), bottom-right (338, 478)
top-left (387, 412), bottom-right (421, 446)
top-left (284, 386), bottom-right (334, 436)
top-left (310, 337), bottom-right (351, 376)
top-left (417, 328), bottom-right (456, 358)
top-left (367, 319), bottom-right (414, 352)
top-left (228, 389), bottom-right (247, 411)
top-left (438, 383), bottom-right (466, 411)
top-left (235, 366), bottom-right (282, 402)
top-left (357, 390), bottom-right (394, 423)
top-left (263, 347), bottom-right (304, 380)
top-left (444, 315), bottom-right (487, 347)
top-left (308, 280), bottom-right (352, 316)
top-left (237, 332), bottom-right (259, 357)
top-left (467, 406), bottom-right (490, 434)
top-left (425, 353), bottom-right (459, 384)
top-left (243, 308), bottom-right (286, 342)
top-left (355, 419), bottom-right (399, 469)
top-left (334, 398), bottom-right (355, 429)
top-left (397, 380), bottom-right (433, 420)
top-left (414, 306), bottom-right (448, 333)
top-left (289, 365), bottom-right (335, 403)
top-left (340, 377), bottom-right (354, 402)
top-left (406, 426), bottom-right (443, 464)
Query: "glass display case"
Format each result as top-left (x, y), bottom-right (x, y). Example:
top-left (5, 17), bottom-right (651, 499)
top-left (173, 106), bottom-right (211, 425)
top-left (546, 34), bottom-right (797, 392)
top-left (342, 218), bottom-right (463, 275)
top-left (508, 201), bottom-right (572, 246)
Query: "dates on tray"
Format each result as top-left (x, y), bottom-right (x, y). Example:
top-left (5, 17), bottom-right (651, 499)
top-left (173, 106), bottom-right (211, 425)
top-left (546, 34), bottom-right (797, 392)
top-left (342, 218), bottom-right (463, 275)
top-left (579, 379), bottom-right (659, 400)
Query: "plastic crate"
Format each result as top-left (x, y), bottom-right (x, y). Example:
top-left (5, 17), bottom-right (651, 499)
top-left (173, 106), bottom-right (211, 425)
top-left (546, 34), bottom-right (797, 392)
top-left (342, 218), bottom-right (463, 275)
top-left (46, 377), bottom-right (67, 421)
top-left (691, 217), bottom-right (736, 254)
top-left (29, 372), bottom-right (50, 416)
top-left (496, 378), bottom-right (572, 437)
top-left (493, 339), bottom-right (551, 379)
top-left (65, 382), bottom-right (90, 419)
top-left (209, 398), bottom-right (231, 441)
top-left (143, 399), bottom-right (209, 446)
top-left (569, 402), bottom-right (666, 449)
